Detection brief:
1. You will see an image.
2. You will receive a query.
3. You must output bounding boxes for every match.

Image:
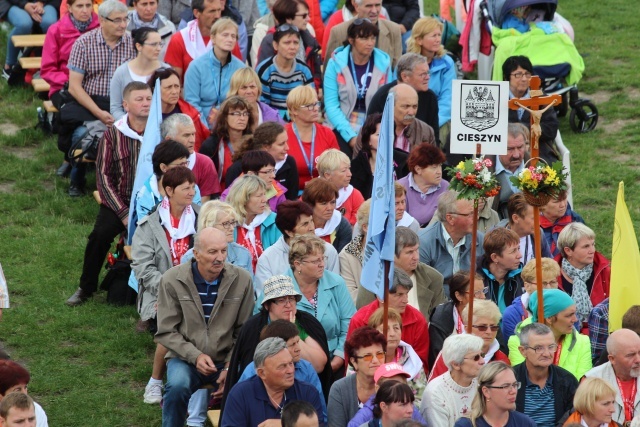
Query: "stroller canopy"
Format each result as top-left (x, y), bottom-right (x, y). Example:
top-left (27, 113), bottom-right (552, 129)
top-left (499, 0), bottom-right (557, 27)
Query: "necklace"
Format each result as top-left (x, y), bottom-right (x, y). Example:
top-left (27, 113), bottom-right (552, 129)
top-left (267, 391), bottom-right (286, 415)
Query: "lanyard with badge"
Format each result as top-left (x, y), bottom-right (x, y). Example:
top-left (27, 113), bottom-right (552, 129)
top-left (292, 123), bottom-right (316, 178)
top-left (349, 53), bottom-right (371, 101)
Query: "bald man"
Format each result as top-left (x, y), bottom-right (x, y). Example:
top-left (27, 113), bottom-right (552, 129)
top-left (156, 227), bottom-right (255, 426)
top-left (391, 83), bottom-right (436, 153)
top-left (585, 328), bottom-right (640, 425)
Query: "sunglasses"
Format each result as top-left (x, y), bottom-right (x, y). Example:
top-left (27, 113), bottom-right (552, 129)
top-left (464, 353), bottom-right (485, 362)
top-left (354, 351), bottom-right (385, 363)
top-left (472, 324), bottom-right (500, 332)
top-left (353, 18), bottom-right (372, 25)
top-left (276, 24), bottom-right (299, 33)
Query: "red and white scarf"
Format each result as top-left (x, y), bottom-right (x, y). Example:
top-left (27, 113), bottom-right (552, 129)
top-left (158, 197), bottom-right (196, 262)
top-left (180, 19), bottom-right (211, 60)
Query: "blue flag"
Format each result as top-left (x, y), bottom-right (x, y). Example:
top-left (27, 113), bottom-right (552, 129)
top-left (360, 93), bottom-right (396, 300)
top-left (127, 79), bottom-right (162, 244)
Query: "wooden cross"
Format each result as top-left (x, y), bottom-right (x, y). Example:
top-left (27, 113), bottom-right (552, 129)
top-left (508, 76), bottom-right (563, 324)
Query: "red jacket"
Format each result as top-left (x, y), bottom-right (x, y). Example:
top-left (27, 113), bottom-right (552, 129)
top-left (554, 251), bottom-right (611, 307)
top-left (347, 300), bottom-right (429, 369)
top-left (307, 0), bottom-right (325, 49)
top-left (41, 12), bottom-right (101, 97)
top-left (177, 98), bottom-right (210, 152)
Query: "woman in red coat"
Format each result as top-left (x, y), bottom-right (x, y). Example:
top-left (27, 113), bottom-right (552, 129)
top-left (555, 222), bottom-right (610, 334)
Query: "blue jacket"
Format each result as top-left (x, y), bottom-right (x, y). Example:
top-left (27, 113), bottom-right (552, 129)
top-left (418, 223), bottom-right (485, 284)
top-left (323, 44), bottom-right (394, 143)
top-left (285, 268), bottom-right (355, 359)
top-left (502, 295), bottom-right (526, 342)
top-left (428, 54), bottom-right (456, 127)
top-left (232, 211), bottom-right (282, 254)
top-left (184, 49), bottom-right (245, 126)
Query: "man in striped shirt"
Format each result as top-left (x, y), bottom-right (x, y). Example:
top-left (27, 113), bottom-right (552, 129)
top-left (513, 323), bottom-right (578, 427)
top-left (66, 82), bottom-right (152, 307)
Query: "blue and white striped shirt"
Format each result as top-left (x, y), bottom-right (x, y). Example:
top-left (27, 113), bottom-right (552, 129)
top-left (192, 263), bottom-right (220, 322)
top-left (523, 368), bottom-right (556, 427)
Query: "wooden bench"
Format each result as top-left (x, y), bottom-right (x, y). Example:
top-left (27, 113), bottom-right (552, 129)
top-left (43, 100), bottom-right (58, 113)
top-left (11, 34), bottom-right (45, 48)
top-left (207, 410), bottom-right (221, 427)
top-left (31, 78), bottom-right (50, 93)
top-left (18, 57), bottom-right (41, 69)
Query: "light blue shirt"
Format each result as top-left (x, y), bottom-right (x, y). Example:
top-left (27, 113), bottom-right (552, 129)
top-left (495, 157), bottom-right (525, 195)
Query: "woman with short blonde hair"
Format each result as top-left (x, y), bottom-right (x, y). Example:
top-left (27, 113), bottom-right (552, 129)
top-left (562, 377), bottom-right (617, 427)
top-left (226, 175), bottom-right (282, 271)
top-left (227, 67), bottom-right (284, 130)
top-left (407, 17), bottom-right (456, 128)
top-left (317, 149), bottom-right (364, 226)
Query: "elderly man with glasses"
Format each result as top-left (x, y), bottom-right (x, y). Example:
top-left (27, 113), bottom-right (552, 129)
top-left (513, 323), bottom-right (578, 427)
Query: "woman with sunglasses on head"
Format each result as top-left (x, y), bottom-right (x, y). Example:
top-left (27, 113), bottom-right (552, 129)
top-left (501, 257), bottom-right (560, 343)
top-left (227, 67), bottom-right (284, 131)
top-left (430, 299), bottom-right (509, 382)
top-left (286, 85), bottom-right (340, 190)
top-left (368, 307), bottom-right (427, 406)
top-left (256, 0), bottom-right (321, 90)
top-left (149, 68), bottom-right (210, 151)
top-left (256, 24), bottom-right (315, 120)
top-left (422, 334), bottom-right (485, 427)
top-left (221, 150), bottom-right (287, 213)
top-left (328, 326), bottom-right (387, 427)
top-left (454, 362), bottom-right (537, 427)
top-left (199, 96), bottom-right (255, 190)
top-left (286, 234), bottom-right (356, 380)
top-left (324, 19), bottom-right (394, 157)
top-left (428, 271), bottom-right (487, 369)
top-left (184, 17), bottom-right (245, 128)
top-left (110, 28), bottom-right (168, 119)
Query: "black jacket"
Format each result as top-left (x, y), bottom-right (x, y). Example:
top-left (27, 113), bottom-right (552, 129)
top-left (225, 155), bottom-right (299, 201)
top-left (508, 104), bottom-right (559, 165)
top-left (350, 149), bottom-right (408, 200)
top-left (513, 362), bottom-right (578, 425)
top-left (428, 301), bottom-right (456, 370)
top-left (477, 255), bottom-right (523, 309)
top-left (367, 80), bottom-right (440, 146)
top-left (383, 0), bottom-right (420, 31)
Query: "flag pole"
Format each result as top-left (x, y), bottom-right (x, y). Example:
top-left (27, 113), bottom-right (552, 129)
top-left (466, 143), bottom-right (482, 334)
top-left (383, 260), bottom-right (390, 339)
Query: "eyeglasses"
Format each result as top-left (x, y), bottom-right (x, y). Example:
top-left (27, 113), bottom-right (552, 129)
top-left (294, 12), bottom-right (309, 19)
top-left (525, 344), bottom-right (558, 354)
top-left (472, 324), bottom-right (500, 332)
top-left (302, 256), bottom-right (328, 266)
top-left (466, 287), bottom-right (489, 297)
top-left (271, 295), bottom-right (298, 306)
top-left (353, 18), bottom-right (372, 25)
top-left (258, 168), bottom-right (276, 176)
top-left (300, 101), bottom-right (321, 111)
top-left (103, 16), bottom-right (130, 25)
top-left (510, 72), bottom-right (532, 79)
top-left (229, 111), bottom-right (250, 117)
top-left (449, 211), bottom-right (475, 217)
top-left (217, 220), bottom-right (238, 230)
top-left (464, 353), bottom-right (485, 362)
top-left (525, 280), bottom-right (558, 288)
top-left (354, 351), bottom-right (385, 363)
top-left (276, 24), bottom-right (299, 33)
top-left (143, 41), bottom-right (166, 48)
top-left (486, 382), bottom-right (521, 391)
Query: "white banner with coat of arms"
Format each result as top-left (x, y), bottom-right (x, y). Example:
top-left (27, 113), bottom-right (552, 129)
top-left (450, 80), bottom-right (509, 155)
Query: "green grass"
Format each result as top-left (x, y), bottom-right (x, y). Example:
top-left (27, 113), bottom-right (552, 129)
top-left (0, 0), bottom-right (639, 425)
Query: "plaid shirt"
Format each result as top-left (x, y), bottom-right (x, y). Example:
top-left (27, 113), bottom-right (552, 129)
top-left (96, 123), bottom-right (142, 221)
top-left (67, 28), bottom-right (136, 97)
top-left (588, 297), bottom-right (609, 363)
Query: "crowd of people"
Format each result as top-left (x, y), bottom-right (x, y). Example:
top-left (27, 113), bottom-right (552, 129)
top-left (0, 0), bottom-right (635, 426)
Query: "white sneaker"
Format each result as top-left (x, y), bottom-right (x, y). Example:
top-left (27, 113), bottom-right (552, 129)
top-left (143, 382), bottom-right (163, 404)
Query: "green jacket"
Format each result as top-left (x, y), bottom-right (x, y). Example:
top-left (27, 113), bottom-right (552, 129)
top-left (508, 317), bottom-right (592, 380)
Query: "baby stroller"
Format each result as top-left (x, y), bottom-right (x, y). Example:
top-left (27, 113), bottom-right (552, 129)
top-left (476, 0), bottom-right (598, 132)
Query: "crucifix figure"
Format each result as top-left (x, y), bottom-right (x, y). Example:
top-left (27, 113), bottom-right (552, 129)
top-left (508, 76), bottom-right (562, 154)
top-left (508, 75), bottom-right (563, 323)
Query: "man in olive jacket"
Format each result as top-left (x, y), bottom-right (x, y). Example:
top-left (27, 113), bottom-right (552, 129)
top-left (156, 227), bottom-right (254, 427)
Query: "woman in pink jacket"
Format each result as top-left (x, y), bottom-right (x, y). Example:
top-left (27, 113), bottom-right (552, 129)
top-left (41, 0), bottom-right (99, 177)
